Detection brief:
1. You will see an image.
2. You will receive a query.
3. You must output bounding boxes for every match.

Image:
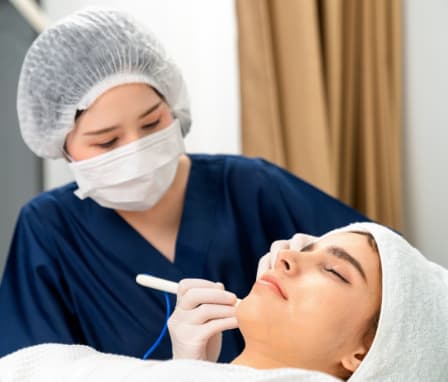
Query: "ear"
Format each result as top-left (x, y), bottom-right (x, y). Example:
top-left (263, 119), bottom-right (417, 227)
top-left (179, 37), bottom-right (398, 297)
top-left (340, 344), bottom-right (368, 374)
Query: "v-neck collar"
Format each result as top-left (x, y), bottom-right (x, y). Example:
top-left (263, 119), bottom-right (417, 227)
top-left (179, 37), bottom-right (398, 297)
top-left (173, 155), bottom-right (223, 278)
top-left (94, 155), bottom-right (223, 281)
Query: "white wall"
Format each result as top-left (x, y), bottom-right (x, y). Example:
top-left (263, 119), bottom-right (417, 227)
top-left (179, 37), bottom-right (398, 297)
top-left (403, 0), bottom-right (448, 267)
top-left (41, 0), bottom-right (240, 189)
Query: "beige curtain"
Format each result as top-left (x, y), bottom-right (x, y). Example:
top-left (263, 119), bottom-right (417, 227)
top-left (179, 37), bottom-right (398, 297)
top-left (236, 0), bottom-right (402, 230)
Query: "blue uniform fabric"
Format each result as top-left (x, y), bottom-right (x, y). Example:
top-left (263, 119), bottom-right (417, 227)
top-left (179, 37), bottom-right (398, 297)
top-left (0, 155), bottom-right (368, 361)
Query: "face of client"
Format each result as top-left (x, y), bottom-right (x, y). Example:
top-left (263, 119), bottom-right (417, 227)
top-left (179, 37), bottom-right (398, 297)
top-left (233, 232), bottom-right (382, 380)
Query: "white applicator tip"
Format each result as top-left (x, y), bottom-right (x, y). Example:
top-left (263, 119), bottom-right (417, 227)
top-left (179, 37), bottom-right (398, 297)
top-left (136, 274), bottom-right (241, 305)
top-left (136, 274), bottom-right (179, 294)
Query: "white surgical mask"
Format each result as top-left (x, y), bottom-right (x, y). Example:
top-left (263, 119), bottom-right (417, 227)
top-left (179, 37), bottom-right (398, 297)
top-left (68, 119), bottom-right (185, 211)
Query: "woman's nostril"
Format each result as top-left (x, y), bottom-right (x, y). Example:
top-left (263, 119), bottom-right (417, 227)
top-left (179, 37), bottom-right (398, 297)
top-left (282, 259), bottom-right (290, 271)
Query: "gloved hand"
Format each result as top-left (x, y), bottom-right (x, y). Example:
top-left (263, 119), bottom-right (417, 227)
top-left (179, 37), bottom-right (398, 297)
top-left (168, 278), bottom-right (238, 361)
top-left (256, 233), bottom-right (318, 279)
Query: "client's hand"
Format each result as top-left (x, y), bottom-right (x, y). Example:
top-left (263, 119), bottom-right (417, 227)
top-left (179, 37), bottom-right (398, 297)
top-left (168, 278), bottom-right (238, 362)
top-left (256, 233), bottom-right (317, 278)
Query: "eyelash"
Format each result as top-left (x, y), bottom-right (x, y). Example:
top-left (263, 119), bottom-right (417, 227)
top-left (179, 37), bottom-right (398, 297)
top-left (96, 138), bottom-right (118, 148)
top-left (95, 120), bottom-right (161, 148)
top-left (325, 268), bottom-right (350, 284)
top-left (143, 120), bottom-right (160, 129)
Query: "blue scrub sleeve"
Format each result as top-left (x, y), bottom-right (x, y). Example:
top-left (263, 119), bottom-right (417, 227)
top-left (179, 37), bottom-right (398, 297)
top-left (0, 205), bottom-right (82, 357)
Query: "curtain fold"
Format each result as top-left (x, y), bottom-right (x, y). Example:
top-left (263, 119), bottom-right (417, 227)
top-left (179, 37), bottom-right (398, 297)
top-left (236, 0), bottom-right (402, 229)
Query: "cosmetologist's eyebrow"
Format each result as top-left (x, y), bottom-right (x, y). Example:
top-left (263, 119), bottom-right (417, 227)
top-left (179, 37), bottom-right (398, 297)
top-left (138, 101), bottom-right (162, 119)
top-left (83, 101), bottom-right (163, 136)
top-left (84, 125), bottom-right (119, 136)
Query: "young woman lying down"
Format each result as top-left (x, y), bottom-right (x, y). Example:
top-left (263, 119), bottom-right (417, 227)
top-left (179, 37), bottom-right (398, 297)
top-left (1, 222), bottom-right (446, 382)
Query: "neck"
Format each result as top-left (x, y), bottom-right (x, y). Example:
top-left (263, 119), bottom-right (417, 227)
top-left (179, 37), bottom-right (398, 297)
top-left (231, 345), bottom-right (291, 370)
top-left (232, 345), bottom-right (344, 380)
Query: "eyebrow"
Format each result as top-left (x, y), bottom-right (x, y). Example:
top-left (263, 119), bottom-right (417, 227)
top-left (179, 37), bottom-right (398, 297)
top-left (302, 242), bottom-right (367, 283)
top-left (83, 101), bottom-right (163, 136)
top-left (138, 101), bottom-right (162, 119)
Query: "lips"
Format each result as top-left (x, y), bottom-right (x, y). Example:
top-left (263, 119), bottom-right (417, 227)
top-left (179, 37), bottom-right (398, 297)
top-left (258, 274), bottom-right (288, 300)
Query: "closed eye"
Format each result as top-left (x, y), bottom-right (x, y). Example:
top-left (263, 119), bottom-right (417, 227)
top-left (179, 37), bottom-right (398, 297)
top-left (143, 120), bottom-right (160, 130)
top-left (95, 138), bottom-right (118, 148)
top-left (325, 268), bottom-right (350, 284)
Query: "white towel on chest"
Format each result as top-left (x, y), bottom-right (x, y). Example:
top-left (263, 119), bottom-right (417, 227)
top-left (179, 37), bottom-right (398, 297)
top-left (0, 343), bottom-right (340, 382)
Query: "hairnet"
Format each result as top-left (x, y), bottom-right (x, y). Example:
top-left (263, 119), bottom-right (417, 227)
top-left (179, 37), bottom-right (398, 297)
top-left (17, 7), bottom-right (191, 159)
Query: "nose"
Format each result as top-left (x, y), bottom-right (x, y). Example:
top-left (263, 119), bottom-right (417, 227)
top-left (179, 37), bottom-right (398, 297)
top-left (274, 249), bottom-right (300, 275)
top-left (120, 128), bottom-right (144, 146)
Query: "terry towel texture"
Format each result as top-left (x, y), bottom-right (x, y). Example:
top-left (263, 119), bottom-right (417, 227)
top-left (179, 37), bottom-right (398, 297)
top-left (338, 223), bottom-right (448, 381)
top-left (0, 344), bottom-right (340, 382)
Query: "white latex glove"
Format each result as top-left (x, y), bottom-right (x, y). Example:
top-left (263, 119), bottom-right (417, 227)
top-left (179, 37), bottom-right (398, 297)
top-left (256, 233), bottom-right (318, 279)
top-left (167, 278), bottom-right (238, 362)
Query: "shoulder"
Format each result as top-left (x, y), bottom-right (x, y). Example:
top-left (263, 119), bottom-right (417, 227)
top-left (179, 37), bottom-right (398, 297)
top-left (18, 182), bottom-right (83, 225)
top-left (187, 154), bottom-right (315, 205)
top-left (189, 154), bottom-right (291, 182)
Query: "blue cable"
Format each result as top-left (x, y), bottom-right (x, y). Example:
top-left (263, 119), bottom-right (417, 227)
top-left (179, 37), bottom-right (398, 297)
top-left (142, 291), bottom-right (171, 360)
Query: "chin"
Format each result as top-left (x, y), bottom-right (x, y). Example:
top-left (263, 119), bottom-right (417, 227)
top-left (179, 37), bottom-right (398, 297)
top-left (236, 291), bottom-right (281, 339)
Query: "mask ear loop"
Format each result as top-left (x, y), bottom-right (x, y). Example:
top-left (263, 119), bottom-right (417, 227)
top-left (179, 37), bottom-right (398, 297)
top-left (142, 291), bottom-right (171, 360)
top-left (61, 141), bottom-right (73, 162)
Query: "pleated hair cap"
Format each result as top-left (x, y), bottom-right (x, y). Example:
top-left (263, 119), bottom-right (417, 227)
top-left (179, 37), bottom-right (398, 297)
top-left (17, 7), bottom-right (191, 158)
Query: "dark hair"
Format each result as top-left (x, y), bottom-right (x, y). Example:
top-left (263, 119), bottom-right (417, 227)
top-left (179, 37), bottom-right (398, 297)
top-left (73, 85), bottom-right (165, 122)
top-left (75, 109), bottom-right (84, 120)
top-left (352, 231), bottom-right (381, 343)
top-left (338, 231), bottom-right (381, 380)
top-left (352, 231), bottom-right (379, 254)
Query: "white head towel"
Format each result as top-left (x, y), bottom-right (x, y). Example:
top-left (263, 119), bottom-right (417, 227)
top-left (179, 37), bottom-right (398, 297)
top-left (329, 222), bottom-right (448, 381)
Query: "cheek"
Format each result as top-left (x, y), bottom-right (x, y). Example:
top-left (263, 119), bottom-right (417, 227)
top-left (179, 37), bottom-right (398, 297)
top-left (286, 280), bottom-right (366, 336)
top-left (65, 137), bottom-right (100, 161)
top-left (165, 108), bottom-right (175, 122)
top-left (236, 289), bottom-right (287, 343)
top-left (161, 109), bottom-right (175, 127)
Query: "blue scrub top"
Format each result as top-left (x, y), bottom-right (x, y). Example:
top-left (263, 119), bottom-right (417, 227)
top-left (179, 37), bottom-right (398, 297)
top-left (0, 155), bottom-right (368, 361)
